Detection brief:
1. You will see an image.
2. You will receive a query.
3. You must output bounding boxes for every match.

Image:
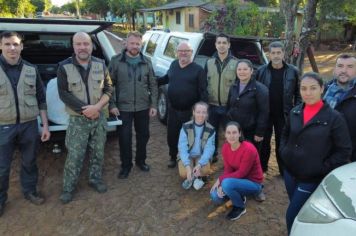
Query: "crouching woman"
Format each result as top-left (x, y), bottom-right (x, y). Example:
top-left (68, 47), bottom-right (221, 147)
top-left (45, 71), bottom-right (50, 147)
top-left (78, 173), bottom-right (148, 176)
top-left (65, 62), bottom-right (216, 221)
top-left (178, 101), bottom-right (215, 190)
top-left (210, 121), bottom-right (264, 220)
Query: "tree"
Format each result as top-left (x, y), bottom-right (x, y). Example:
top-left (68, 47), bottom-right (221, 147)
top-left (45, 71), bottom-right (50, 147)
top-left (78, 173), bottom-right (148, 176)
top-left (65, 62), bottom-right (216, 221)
top-left (31, 0), bottom-right (52, 12)
top-left (61, 1), bottom-right (77, 14)
top-left (0, 0), bottom-right (36, 17)
top-left (204, 1), bottom-right (274, 37)
top-left (82, 0), bottom-right (109, 17)
top-left (280, 0), bottom-right (302, 64)
top-left (294, 0), bottom-right (318, 73)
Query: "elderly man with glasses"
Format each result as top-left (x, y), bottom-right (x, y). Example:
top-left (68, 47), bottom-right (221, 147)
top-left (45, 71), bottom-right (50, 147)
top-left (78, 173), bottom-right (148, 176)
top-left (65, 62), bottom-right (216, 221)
top-left (158, 41), bottom-right (208, 168)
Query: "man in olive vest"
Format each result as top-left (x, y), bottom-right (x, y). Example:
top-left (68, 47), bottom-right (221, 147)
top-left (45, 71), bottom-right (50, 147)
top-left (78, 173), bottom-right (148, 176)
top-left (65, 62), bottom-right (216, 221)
top-left (205, 33), bottom-right (238, 162)
top-left (57, 32), bottom-right (113, 204)
top-left (0, 31), bottom-right (50, 217)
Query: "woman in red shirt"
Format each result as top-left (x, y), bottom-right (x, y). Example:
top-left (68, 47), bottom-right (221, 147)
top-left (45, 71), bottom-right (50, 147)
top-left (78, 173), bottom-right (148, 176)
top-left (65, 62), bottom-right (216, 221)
top-left (210, 121), bottom-right (264, 220)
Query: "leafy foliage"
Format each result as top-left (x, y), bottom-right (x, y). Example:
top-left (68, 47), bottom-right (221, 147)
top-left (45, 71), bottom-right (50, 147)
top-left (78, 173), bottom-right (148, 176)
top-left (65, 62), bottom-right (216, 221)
top-left (0, 0), bottom-right (36, 17)
top-left (204, 0), bottom-right (283, 37)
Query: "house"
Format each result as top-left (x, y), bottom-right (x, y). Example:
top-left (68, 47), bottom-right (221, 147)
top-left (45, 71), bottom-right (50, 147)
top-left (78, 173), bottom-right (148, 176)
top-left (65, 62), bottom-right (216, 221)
top-left (139, 0), bottom-right (223, 32)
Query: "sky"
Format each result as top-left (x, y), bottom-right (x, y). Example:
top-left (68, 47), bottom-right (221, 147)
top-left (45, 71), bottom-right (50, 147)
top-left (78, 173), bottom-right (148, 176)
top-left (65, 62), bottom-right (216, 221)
top-left (52, 0), bottom-right (71, 7)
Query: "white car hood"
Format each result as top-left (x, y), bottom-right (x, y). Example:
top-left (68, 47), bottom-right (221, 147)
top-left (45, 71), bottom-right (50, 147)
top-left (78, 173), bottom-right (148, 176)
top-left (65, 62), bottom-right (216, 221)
top-left (322, 162), bottom-right (356, 219)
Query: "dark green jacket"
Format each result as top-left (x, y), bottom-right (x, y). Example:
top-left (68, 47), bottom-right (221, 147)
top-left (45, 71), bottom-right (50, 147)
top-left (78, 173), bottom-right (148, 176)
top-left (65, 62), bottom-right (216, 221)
top-left (109, 50), bottom-right (158, 112)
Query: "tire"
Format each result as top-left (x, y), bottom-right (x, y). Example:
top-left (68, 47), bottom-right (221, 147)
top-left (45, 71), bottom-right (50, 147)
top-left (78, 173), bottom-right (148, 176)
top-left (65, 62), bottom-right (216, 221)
top-left (157, 87), bottom-right (168, 125)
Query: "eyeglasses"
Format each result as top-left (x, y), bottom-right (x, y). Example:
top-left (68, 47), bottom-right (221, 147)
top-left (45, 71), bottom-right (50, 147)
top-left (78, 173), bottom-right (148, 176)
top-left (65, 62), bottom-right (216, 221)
top-left (177, 49), bottom-right (192, 53)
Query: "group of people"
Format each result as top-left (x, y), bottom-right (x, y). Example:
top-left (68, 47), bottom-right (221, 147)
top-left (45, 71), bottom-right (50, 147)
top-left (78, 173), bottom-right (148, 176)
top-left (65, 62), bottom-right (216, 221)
top-left (0, 29), bottom-right (355, 234)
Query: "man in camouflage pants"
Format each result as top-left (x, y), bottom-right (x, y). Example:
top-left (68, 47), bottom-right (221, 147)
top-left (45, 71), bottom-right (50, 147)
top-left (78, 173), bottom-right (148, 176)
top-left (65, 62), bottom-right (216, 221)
top-left (57, 32), bottom-right (113, 204)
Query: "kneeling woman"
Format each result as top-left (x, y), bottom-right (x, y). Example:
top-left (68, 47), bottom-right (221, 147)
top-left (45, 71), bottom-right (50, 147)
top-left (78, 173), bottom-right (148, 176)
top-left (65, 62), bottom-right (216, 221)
top-left (280, 72), bottom-right (351, 234)
top-left (178, 102), bottom-right (215, 190)
top-left (210, 121), bottom-right (264, 220)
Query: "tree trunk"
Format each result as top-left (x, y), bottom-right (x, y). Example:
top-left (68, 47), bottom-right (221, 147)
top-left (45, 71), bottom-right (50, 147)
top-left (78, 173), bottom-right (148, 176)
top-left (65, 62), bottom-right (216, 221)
top-left (296, 0), bottom-right (319, 74)
top-left (280, 0), bottom-right (301, 64)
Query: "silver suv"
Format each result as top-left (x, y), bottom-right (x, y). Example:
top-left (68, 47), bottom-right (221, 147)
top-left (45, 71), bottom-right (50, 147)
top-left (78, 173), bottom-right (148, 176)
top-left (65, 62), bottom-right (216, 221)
top-left (142, 30), bottom-right (268, 123)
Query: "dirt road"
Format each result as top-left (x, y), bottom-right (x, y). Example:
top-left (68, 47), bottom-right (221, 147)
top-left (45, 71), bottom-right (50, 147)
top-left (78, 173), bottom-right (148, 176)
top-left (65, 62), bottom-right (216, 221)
top-left (0, 118), bottom-right (288, 236)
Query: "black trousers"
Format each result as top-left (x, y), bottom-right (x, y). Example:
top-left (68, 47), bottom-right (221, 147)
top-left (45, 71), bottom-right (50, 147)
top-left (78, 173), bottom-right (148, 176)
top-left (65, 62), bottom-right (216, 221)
top-left (0, 120), bottom-right (39, 205)
top-left (208, 105), bottom-right (227, 156)
top-left (260, 114), bottom-right (285, 174)
top-left (118, 110), bottom-right (150, 170)
top-left (167, 107), bottom-right (192, 160)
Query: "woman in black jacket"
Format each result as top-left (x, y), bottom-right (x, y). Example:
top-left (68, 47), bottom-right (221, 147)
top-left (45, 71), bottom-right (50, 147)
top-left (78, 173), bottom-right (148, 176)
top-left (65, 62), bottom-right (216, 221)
top-left (280, 72), bottom-right (352, 234)
top-left (226, 59), bottom-right (269, 151)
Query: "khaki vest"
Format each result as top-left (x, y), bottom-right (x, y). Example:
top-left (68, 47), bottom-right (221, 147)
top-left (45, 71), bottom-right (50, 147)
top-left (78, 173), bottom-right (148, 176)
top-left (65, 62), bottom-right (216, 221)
top-left (184, 120), bottom-right (215, 153)
top-left (63, 61), bottom-right (105, 115)
top-left (0, 64), bottom-right (39, 125)
top-left (207, 58), bottom-right (238, 106)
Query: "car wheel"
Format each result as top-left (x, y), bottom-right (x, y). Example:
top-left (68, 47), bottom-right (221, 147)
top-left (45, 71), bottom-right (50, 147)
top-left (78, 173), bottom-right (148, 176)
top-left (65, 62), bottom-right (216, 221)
top-left (157, 87), bottom-right (168, 124)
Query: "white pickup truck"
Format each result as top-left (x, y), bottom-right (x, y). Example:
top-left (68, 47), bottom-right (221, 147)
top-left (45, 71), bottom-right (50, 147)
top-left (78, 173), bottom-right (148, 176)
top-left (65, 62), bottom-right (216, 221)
top-left (0, 18), bottom-right (123, 138)
top-left (141, 30), bottom-right (268, 123)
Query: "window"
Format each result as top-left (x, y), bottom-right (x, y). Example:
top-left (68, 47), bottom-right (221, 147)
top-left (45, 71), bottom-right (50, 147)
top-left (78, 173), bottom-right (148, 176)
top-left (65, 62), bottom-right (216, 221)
top-left (176, 11), bottom-right (181, 24)
top-left (145, 33), bottom-right (160, 56)
top-left (189, 14), bottom-right (194, 28)
top-left (163, 36), bottom-right (188, 59)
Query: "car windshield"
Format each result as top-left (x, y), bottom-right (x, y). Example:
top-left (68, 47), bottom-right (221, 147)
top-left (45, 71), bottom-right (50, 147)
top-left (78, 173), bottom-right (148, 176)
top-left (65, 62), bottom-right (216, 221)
top-left (323, 172), bottom-right (356, 219)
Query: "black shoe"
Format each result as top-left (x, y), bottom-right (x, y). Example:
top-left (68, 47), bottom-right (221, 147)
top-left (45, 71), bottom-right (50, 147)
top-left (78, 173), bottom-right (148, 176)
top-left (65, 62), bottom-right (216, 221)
top-left (136, 162), bottom-right (150, 172)
top-left (118, 168), bottom-right (130, 179)
top-left (211, 156), bottom-right (218, 163)
top-left (25, 192), bottom-right (45, 205)
top-left (59, 191), bottom-right (73, 204)
top-left (89, 181), bottom-right (108, 193)
top-left (0, 204), bottom-right (5, 217)
top-left (226, 206), bottom-right (246, 221)
top-left (167, 159), bottom-right (177, 168)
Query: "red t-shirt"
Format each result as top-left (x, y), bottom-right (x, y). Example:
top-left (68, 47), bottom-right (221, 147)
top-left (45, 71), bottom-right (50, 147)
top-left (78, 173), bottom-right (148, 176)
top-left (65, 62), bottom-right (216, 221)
top-left (303, 100), bottom-right (324, 125)
top-left (219, 141), bottom-right (264, 183)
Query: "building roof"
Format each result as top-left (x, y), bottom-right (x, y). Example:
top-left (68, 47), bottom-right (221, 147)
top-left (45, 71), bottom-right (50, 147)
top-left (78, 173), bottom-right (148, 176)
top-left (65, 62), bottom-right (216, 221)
top-left (139, 0), bottom-right (212, 12)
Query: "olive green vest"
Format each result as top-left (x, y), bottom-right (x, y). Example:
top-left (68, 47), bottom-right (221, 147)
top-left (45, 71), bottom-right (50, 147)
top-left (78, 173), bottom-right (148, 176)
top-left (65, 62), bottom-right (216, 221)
top-left (207, 58), bottom-right (238, 106)
top-left (0, 65), bottom-right (39, 125)
top-left (184, 120), bottom-right (215, 153)
top-left (63, 61), bottom-right (105, 116)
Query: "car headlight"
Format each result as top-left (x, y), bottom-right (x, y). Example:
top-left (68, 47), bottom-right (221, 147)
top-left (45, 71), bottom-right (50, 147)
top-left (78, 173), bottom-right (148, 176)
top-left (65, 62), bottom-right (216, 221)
top-left (297, 185), bottom-right (343, 223)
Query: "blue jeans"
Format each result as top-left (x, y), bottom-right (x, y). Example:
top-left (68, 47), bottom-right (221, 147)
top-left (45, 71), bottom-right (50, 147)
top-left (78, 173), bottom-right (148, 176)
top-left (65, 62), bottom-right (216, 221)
top-left (208, 105), bottom-right (227, 156)
top-left (210, 178), bottom-right (262, 208)
top-left (284, 170), bottom-right (318, 235)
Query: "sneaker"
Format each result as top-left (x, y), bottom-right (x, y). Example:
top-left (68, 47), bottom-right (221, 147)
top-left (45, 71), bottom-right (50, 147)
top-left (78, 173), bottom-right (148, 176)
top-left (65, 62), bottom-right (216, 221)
top-left (182, 177), bottom-right (195, 190)
top-left (242, 196), bottom-right (247, 205)
top-left (255, 191), bottom-right (266, 202)
top-left (193, 178), bottom-right (205, 190)
top-left (226, 206), bottom-right (246, 221)
top-left (59, 191), bottom-right (73, 204)
top-left (89, 181), bottom-right (108, 193)
top-left (25, 192), bottom-right (45, 205)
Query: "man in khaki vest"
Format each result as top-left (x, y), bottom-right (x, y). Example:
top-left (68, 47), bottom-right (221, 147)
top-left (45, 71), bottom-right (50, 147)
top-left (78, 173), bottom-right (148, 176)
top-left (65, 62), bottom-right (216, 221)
top-left (0, 31), bottom-right (50, 217)
top-left (205, 33), bottom-right (238, 163)
top-left (57, 32), bottom-right (113, 204)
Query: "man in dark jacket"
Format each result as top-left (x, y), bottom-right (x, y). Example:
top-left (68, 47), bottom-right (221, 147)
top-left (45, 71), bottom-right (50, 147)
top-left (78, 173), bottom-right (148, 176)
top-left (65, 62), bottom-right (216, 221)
top-left (255, 41), bottom-right (300, 175)
top-left (109, 31), bottom-right (158, 179)
top-left (158, 41), bottom-right (208, 168)
top-left (324, 54), bottom-right (356, 162)
top-left (205, 33), bottom-right (238, 162)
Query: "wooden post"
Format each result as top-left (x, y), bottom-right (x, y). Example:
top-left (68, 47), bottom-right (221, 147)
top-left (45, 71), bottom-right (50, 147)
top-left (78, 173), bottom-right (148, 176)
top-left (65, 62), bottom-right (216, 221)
top-left (307, 45), bottom-right (319, 73)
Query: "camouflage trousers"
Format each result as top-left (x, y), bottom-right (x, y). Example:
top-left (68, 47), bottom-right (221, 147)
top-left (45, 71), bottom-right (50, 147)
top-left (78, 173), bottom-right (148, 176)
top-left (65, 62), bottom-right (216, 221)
top-left (62, 114), bottom-right (107, 193)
